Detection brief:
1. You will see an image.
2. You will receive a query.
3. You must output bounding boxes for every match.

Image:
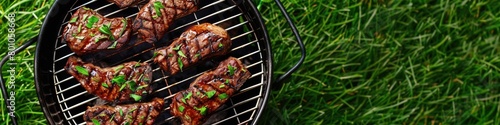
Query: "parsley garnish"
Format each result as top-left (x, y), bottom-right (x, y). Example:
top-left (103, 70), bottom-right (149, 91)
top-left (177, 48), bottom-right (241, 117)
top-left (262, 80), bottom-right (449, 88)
top-left (119, 109), bottom-right (123, 116)
top-left (75, 66), bottom-right (89, 76)
top-left (127, 81), bottom-right (137, 91)
top-left (183, 92), bottom-right (192, 100)
top-left (177, 50), bottom-right (187, 58)
top-left (219, 84), bottom-right (225, 88)
top-left (194, 106), bottom-right (207, 115)
top-left (225, 79), bottom-right (230, 84)
top-left (91, 119), bottom-right (100, 125)
top-left (178, 105), bottom-right (185, 112)
top-left (119, 18), bottom-right (127, 37)
top-left (153, 1), bottom-right (165, 18)
top-left (77, 24), bottom-right (82, 33)
top-left (228, 65), bottom-right (236, 76)
top-left (177, 57), bottom-right (183, 72)
top-left (114, 65), bottom-right (124, 72)
top-left (130, 94), bottom-right (141, 101)
top-left (86, 15), bottom-right (99, 28)
top-left (69, 17), bottom-right (78, 23)
top-left (194, 53), bottom-right (201, 58)
top-left (112, 75), bottom-right (126, 85)
top-left (218, 43), bottom-right (223, 48)
top-left (173, 45), bottom-right (181, 50)
top-left (218, 93), bottom-right (228, 99)
top-left (102, 83), bottom-right (108, 88)
top-left (99, 23), bottom-right (115, 41)
top-left (206, 90), bottom-right (216, 98)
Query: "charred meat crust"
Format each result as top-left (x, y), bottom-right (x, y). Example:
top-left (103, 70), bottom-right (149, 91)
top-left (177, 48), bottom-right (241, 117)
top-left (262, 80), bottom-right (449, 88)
top-left (133, 0), bottom-right (198, 43)
top-left (170, 57), bottom-right (251, 125)
top-left (65, 56), bottom-right (153, 103)
top-left (84, 98), bottom-right (164, 125)
top-left (106, 0), bottom-right (145, 8)
top-left (153, 23), bottom-right (231, 75)
top-left (63, 7), bottom-right (132, 55)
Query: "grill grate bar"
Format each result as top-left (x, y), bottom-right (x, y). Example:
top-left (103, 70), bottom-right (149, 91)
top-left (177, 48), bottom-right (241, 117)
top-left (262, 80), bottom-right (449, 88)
top-left (54, 52), bottom-right (75, 62)
top-left (55, 76), bottom-right (74, 86)
top-left (68, 111), bottom-right (86, 123)
top-left (95, 3), bottom-right (114, 12)
top-left (55, 44), bottom-right (67, 50)
top-left (103, 6), bottom-right (130, 17)
top-left (70, 0), bottom-right (98, 12)
top-left (168, 5), bottom-right (237, 33)
top-left (57, 83), bottom-right (82, 95)
top-left (62, 97), bottom-right (98, 112)
top-left (231, 30), bottom-right (253, 41)
top-left (226, 21), bottom-right (248, 31)
top-left (213, 13), bottom-right (243, 25)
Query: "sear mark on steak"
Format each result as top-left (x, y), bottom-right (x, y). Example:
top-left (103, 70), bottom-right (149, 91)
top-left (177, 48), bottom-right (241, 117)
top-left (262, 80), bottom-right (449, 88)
top-left (170, 57), bottom-right (251, 125)
top-left (84, 98), bottom-right (164, 125)
top-left (65, 56), bottom-right (153, 103)
top-left (63, 7), bottom-right (132, 56)
top-left (133, 0), bottom-right (198, 43)
top-left (153, 23), bottom-right (231, 75)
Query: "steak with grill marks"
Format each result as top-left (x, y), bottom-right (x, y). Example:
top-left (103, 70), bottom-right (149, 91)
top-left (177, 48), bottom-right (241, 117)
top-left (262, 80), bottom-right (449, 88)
top-left (170, 57), bottom-right (251, 125)
top-left (65, 56), bottom-right (152, 103)
top-left (84, 98), bottom-right (164, 125)
top-left (133, 0), bottom-right (198, 43)
top-left (63, 7), bottom-right (132, 55)
top-left (153, 23), bottom-right (231, 75)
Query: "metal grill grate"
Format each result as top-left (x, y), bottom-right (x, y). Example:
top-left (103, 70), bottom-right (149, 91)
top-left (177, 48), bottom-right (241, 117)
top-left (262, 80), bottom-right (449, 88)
top-left (50, 0), bottom-right (268, 124)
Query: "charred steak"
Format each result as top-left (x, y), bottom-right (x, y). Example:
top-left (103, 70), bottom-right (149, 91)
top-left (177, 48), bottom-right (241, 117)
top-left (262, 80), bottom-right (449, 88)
top-left (153, 23), bottom-right (231, 75)
top-left (63, 7), bottom-right (132, 55)
top-left (170, 57), bottom-right (251, 125)
top-left (65, 56), bottom-right (152, 103)
top-left (133, 0), bottom-right (198, 43)
top-left (84, 98), bottom-right (164, 125)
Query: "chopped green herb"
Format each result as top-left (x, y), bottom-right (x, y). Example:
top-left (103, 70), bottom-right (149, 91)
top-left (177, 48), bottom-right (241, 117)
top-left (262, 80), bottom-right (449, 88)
top-left (168, 53), bottom-right (174, 57)
top-left (194, 53), bottom-right (201, 58)
top-left (181, 98), bottom-right (186, 104)
top-left (108, 41), bottom-right (118, 49)
top-left (114, 65), bottom-right (124, 72)
top-left (75, 66), bottom-right (89, 76)
top-left (83, 7), bottom-right (91, 10)
top-left (129, 108), bottom-right (137, 113)
top-left (153, 52), bottom-right (159, 57)
top-left (77, 24), bottom-right (82, 33)
top-left (218, 43), bottom-right (223, 48)
top-left (82, 15), bottom-right (88, 21)
top-left (153, 1), bottom-right (165, 18)
top-left (112, 75), bottom-right (126, 85)
top-left (124, 121), bottom-right (130, 125)
top-left (90, 33), bottom-right (95, 37)
top-left (206, 90), bottom-right (216, 98)
top-left (228, 65), bottom-right (236, 76)
top-left (219, 84), bottom-right (225, 88)
top-left (86, 15), bottom-right (99, 28)
top-left (94, 36), bottom-right (106, 43)
top-left (75, 36), bottom-right (85, 40)
top-left (184, 92), bottom-right (192, 100)
top-left (137, 85), bottom-right (148, 90)
top-left (178, 105), bottom-right (185, 112)
top-left (119, 83), bottom-right (127, 91)
top-left (241, 68), bottom-right (247, 72)
top-left (194, 106), bottom-right (207, 115)
top-left (109, 114), bottom-right (115, 122)
top-left (102, 83), bottom-right (108, 88)
top-left (127, 81), bottom-right (137, 91)
top-left (99, 23), bottom-right (115, 41)
top-left (218, 93), bottom-right (228, 99)
top-left (177, 51), bottom-right (187, 58)
top-left (119, 18), bottom-right (127, 37)
top-left (91, 119), bottom-right (100, 125)
top-left (69, 17), bottom-right (78, 23)
top-left (119, 109), bottom-right (123, 116)
top-left (225, 79), bottom-right (230, 84)
top-left (196, 91), bottom-right (201, 96)
top-left (173, 45), bottom-right (181, 50)
top-left (143, 78), bottom-right (150, 82)
top-left (130, 94), bottom-right (141, 101)
top-left (99, 113), bottom-right (106, 117)
top-left (135, 61), bottom-right (141, 67)
top-left (178, 57), bottom-right (184, 72)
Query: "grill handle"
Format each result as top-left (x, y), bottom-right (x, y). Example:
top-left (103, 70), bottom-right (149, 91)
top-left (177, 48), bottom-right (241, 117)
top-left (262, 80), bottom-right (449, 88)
top-left (273, 0), bottom-right (306, 84)
top-left (0, 36), bottom-right (37, 125)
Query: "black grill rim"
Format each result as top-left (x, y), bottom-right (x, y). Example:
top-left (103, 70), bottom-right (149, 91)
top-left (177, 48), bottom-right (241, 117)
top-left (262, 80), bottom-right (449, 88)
top-left (34, 0), bottom-right (274, 125)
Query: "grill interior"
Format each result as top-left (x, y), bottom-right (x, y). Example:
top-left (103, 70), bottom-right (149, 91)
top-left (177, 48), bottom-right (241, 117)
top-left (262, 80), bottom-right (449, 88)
top-left (48, 0), bottom-right (269, 124)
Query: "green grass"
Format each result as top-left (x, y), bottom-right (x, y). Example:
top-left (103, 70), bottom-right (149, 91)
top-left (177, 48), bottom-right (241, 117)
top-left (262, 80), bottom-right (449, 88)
top-left (2, 0), bottom-right (500, 124)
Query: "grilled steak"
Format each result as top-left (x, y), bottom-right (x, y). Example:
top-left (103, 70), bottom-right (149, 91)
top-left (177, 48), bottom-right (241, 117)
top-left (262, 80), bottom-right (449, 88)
top-left (84, 98), bottom-right (164, 125)
top-left (63, 7), bottom-right (132, 55)
top-left (65, 56), bottom-right (152, 103)
top-left (153, 23), bottom-right (231, 75)
top-left (107, 0), bottom-right (144, 8)
top-left (170, 57), bottom-right (251, 125)
top-left (133, 0), bottom-right (198, 43)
